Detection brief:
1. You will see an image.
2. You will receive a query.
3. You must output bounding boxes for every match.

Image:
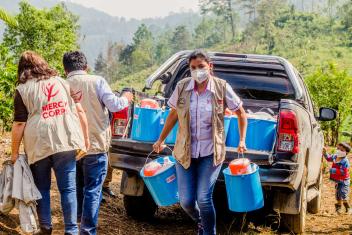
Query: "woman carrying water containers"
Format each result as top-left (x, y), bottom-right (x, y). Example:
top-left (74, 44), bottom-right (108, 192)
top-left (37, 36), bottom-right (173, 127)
top-left (153, 50), bottom-right (248, 235)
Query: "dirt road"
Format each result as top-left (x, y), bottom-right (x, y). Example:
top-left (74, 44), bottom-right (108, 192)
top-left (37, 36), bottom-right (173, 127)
top-left (1, 137), bottom-right (352, 234)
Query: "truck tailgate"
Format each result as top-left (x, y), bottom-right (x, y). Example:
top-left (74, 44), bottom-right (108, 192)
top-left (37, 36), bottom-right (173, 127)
top-left (110, 138), bottom-right (299, 189)
top-left (111, 138), bottom-right (273, 165)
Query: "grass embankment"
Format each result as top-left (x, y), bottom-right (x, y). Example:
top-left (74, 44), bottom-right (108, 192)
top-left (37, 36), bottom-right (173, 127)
top-left (111, 66), bottom-right (159, 92)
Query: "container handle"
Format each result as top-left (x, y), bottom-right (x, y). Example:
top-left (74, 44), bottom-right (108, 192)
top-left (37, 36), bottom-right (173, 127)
top-left (143, 145), bottom-right (173, 167)
top-left (237, 152), bottom-right (245, 159)
top-left (121, 118), bottom-right (131, 139)
top-left (144, 150), bottom-right (156, 167)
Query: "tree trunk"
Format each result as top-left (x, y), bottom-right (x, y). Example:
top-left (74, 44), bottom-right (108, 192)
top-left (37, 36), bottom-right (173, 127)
top-left (253, 0), bottom-right (257, 19)
top-left (227, 0), bottom-right (235, 41)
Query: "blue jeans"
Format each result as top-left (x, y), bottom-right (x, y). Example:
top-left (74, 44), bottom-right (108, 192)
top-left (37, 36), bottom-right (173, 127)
top-left (76, 153), bottom-right (108, 235)
top-left (30, 151), bottom-right (78, 234)
top-left (335, 179), bottom-right (350, 201)
top-left (176, 155), bottom-right (222, 235)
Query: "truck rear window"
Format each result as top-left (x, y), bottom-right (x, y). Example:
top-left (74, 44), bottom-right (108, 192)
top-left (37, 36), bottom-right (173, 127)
top-left (214, 70), bottom-right (295, 101)
top-left (170, 63), bottom-right (295, 101)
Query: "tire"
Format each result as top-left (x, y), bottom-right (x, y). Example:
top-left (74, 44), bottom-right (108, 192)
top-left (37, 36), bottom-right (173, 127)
top-left (123, 187), bottom-right (157, 220)
top-left (307, 168), bottom-right (323, 214)
top-left (282, 167), bottom-right (307, 234)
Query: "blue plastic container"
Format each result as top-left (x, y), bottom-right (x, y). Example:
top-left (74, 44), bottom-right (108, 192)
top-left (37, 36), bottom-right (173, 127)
top-left (226, 117), bottom-right (277, 151)
top-left (223, 163), bottom-right (264, 212)
top-left (165, 123), bottom-right (178, 144)
top-left (224, 116), bottom-right (231, 138)
top-left (131, 107), bottom-right (162, 142)
top-left (140, 156), bottom-right (179, 206)
top-left (226, 116), bottom-right (239, 147)
top-left (161, 109), bottom-right (179, 144)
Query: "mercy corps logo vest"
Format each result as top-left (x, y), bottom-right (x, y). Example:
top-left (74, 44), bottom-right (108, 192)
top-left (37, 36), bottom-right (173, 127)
top-left (41, 82), bottom-right (68, 119)
top-left (16, 76), bottom-right (85, 164)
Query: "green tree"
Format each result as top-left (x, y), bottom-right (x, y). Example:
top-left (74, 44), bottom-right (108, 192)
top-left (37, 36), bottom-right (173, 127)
top-left (131, 47), bottom-right (154, 72)
top-left (122, 24), bottom-right (154, 73)
top-left (240, 0), bottom-right (259, 21)
top-left (171, 25), bottom-right (192, 52)
top-left (243, 0), bottom-right (288, 53)
top-left (194, 17), bottom-right (222, 48)
top-left (105, 42), bottom-right (125, 83)
top-left (94, 52), bottom-right (107, 75)
top-left (132, 24), bottom-right (153, 47)
top-left (119, 45), bottom-right (134, 68)
top-left (199, 0), bottom-right (238, 41)
top-left (258, 0), bottom-right (288, 53)
top-left (305, 62), bottom-right (352, 145)
top-left (0, 8), bottom-right (17, 130)
top-left (154, 29), bottom-right (173, 63)
top-left (340, 0), bottom-right (352, 28)
top-left (0, 7), bottom-right (18, 27)
top-left (272, 8), bottom-right (331, 61)
top-left (0, 1), bottom-right (79, 130)
top-left (3, 1), bottom-right (79, 72)
top-left (0, 45), bottom-right (16, 131)
top-left (339, 0), bottom-right (352, 45)
top-left (131, 24), bottom-right (154, 72)
top-left (326, 0), bottom-right (338, 22)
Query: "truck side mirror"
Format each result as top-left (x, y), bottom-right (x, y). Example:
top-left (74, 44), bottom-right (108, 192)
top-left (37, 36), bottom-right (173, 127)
top-left (318, 108), bottom-right (337, 121)
top-left (160, 72), bottom-right (172, 84)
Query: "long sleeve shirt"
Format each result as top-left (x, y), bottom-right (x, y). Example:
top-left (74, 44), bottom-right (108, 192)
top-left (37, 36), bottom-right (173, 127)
top-left (95, 76), bottom-right (128, 112)
top-left (67, 70), bottom-right (128, 112)
top-left (324, 153), bottom-right (350, 182)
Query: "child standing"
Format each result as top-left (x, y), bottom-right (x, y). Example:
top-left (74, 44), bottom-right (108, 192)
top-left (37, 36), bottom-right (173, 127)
top-left (323, 142), bottom-right (351, 214)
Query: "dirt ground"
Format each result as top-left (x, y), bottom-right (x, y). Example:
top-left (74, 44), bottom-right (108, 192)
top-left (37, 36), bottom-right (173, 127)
top-left (1, 134), bottom-right (352, 234)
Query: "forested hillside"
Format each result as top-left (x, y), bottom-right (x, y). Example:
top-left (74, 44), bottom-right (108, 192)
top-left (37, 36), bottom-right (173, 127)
top-left (1, 0), bottom-right (347, 65)
top-left (0, 0), bottom-right (201, 65)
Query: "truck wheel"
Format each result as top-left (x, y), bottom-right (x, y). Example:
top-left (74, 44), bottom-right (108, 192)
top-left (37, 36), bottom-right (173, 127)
top-left (282, 168), bottom-right (307, 234)
top-left (123, 187), bottom-right (157, 220)
top-left (307, 168), bottom-right (323, 214)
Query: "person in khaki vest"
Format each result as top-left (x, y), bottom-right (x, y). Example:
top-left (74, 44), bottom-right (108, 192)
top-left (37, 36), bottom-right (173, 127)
top-left (63, 51), bottom-right (133, 235)
top-left (153, 50), bottom-right (247, 235)
top-left (11, 51), bottom-right (90, 235)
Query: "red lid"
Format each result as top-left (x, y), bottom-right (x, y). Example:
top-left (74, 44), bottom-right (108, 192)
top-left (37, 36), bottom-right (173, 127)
top-left (144, 162), bottom-right (162, 176)
top-left (229, 158), bottom-right (250, 175)
top-left (140, 99), bottom-right (159, 109)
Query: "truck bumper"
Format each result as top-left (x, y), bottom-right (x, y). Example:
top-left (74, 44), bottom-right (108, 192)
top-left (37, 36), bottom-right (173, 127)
top-left (109, 151), bottom-right (299, 190)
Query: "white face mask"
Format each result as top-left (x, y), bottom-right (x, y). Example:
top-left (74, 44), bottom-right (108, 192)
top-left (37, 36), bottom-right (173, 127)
top-left (191, 68), bottom-right (210, 84)
top-left (336, 149), bottom-right (347, 158)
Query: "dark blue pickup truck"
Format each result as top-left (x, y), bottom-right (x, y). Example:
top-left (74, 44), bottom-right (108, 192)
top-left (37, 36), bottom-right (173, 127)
top-left (109, 51), bottom-right (336, 234)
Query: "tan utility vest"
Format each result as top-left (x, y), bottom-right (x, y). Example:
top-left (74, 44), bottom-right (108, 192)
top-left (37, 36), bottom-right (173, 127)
top-left (173, 76), bottom-right (228, 169)
top-left (67, 73), bottom-right (111, 155)
top-left (16, 77), bottom-right (85, 165)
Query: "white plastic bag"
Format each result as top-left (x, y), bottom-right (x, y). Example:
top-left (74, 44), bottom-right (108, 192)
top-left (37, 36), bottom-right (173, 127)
top-left (0, 161), bottom-right (15, 214)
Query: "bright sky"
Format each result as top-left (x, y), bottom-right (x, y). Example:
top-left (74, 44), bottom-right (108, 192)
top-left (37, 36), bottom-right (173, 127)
top-left (64, 0), bottom-right (200, 19)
